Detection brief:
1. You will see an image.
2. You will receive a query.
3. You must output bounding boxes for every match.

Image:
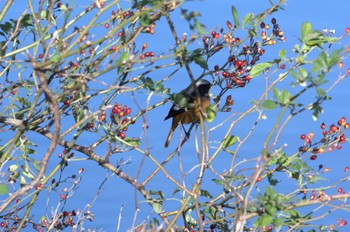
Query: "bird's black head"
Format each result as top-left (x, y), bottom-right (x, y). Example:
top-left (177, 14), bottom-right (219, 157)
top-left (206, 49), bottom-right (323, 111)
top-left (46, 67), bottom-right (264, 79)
top-left (194, 79), bottom-right (211, 98)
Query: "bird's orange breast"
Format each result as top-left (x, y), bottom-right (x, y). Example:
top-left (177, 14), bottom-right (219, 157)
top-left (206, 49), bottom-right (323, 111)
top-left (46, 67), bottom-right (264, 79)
top-left (171, 97), bottom-right (210, 127)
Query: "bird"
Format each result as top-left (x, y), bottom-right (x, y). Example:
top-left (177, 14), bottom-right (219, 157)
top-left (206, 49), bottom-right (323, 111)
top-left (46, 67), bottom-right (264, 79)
top-left (164, 79), bottom-right (212, 148)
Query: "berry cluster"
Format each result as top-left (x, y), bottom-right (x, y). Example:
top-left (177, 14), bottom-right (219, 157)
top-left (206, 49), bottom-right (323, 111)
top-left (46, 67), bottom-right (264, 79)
top-left (260, 18), bottom-right (286, 44)
top-left (205, 18), bottom-right (286, 113)
top-left (219, 95), bottom-right (234, 112)
top-left (36, 210), bottom-right (77, 231)
top-left (338, 61), bottom-right (350, 76)
top-left (99, 102), bottom-right (133, 140)
top-left (209, 18), bottom-right (286, 95)
top-left (298, 117), bottom-right (349, 160)
top-left (0, 207), bottom-right (78, 231)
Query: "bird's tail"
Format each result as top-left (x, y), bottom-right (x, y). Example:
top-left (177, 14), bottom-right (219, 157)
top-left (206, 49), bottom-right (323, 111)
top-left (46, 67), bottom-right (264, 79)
top-left (164, 126), bottom-right (176, 148)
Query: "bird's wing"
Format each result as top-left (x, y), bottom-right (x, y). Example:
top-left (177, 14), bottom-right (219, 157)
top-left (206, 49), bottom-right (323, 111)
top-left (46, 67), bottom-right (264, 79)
top-left (164, 92), bottom-right (196, 121)
top-left (164, 104), bottom-right (186, 121)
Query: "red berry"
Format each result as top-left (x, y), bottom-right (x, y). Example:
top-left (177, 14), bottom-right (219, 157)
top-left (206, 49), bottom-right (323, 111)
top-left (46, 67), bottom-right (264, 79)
top-left (118, 31), bottom-right (123, 37)
top-left (347, 68), bottom-right (350, 76)
top-left (226, 21), bottom-right (232, 29)
top-left (300, 134), bottom-right (306, 140)
top-left (338, 117), bottom-right (346, 125)
top-left (330, 125), bottom-right (339, 133)
top-left (105, 23), bottom-right (110, 29)
top-left (125, 108), bottom-right (131, 115)
top-left (345, 166), bottom-right (349, 172)
top-left (142, 43), bottom-right (147, 51)
top-left (338, 188), bottom-right (343, 193)
top-left (259, 48), bottom-right (265, 55)
top-left (310, 154), bottom-right (317, 160)
top-left (346, 27), bottom-right (350, 34)
top-left (345, 123), bottom-right (350, 129)
top-left (338, 61), bottom-right (344, 69)
top-left (271, 18), bottom-right (277, 25)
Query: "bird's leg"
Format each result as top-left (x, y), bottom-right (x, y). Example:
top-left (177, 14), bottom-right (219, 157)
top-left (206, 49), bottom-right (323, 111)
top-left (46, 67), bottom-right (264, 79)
top-left (180, 123), bottom-right (191, 141)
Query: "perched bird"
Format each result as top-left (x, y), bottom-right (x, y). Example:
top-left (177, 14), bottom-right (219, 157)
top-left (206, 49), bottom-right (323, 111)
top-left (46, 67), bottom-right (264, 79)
top-left (164, 79), bottom-right (212, 148)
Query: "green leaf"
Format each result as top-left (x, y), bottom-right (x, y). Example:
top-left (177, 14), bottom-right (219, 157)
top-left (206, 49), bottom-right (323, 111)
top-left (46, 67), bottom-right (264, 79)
top-left (140, 13), bottom-right (150, 27)
top-left (274, 217), bottom-right (284, 228)
top-left (316, 88), bottom-right (326, 97)
top-left (242, 13), bottom-right (254, 28)
top-left (142, 77), bottom-right (155, 91)
top-left (155, 82), bottom-right (164, 93)
top-left (0, 22), bottom-right (13, 34)
top-left (231, 6), bottom-right (240, 27)
top-left (261, 100), bottom-right (277, 110)
top-left (254, 215), bottom-right (273, 227)
top-left (172, 187), bottom-right (180, 196)
top-left (20, 14), bottom-right (33, 27)
top-left (212, 179), bottom-right (224, 186)
top-left (40, 11), bottom-right (47, 20)
top-left (267, 174), bottom-right (278, 186)
top-left (206, 105), bottom-right (216, 122)
top-left (194, 19), bottom-right (206, 35)
top-left (119, 52), bottom-right (128, 63)
top-left (250, 62), bottom-right (271, 78)
top-left (0, 184), bottom-right (9, 195)
top-left (289, 70), bottom-right (306, 86)
top-left (312, 51), bottom-right (327, 73)
top-left (280, 89), bottom-right (291, 105)
top-left (265, 203), bottom-right (277, 216)
top-left (19, 176), bottom-right (26, 187)
top-left (223, 135), bottom-right (238, 148)
top-left (153, 202), bottom-right (162, 214)
top-left (73, 107), bottom-right (84, 123)
top-left (199, 189), bottom-right (213, 198)
top-left (327, 48), bottom-right (342, 68)
top-left (172, 93), bottom-right (190, 109)
top-left (301, 22), bottom-right (312, 41)
top-left (117, 52), bottom-right (129, 74)
top-left (272, 88), bottom-right (281, 102)
top-left (194, 56), bottom-right (208, 69)
top-left (298, 68), bottom-right (308, 79)
top-left (124, 138), bottom-right (141, 147)
top-left (8, 164), bottom-right (18, 172)
top-left (278, 49), bottom-right (286, 59)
